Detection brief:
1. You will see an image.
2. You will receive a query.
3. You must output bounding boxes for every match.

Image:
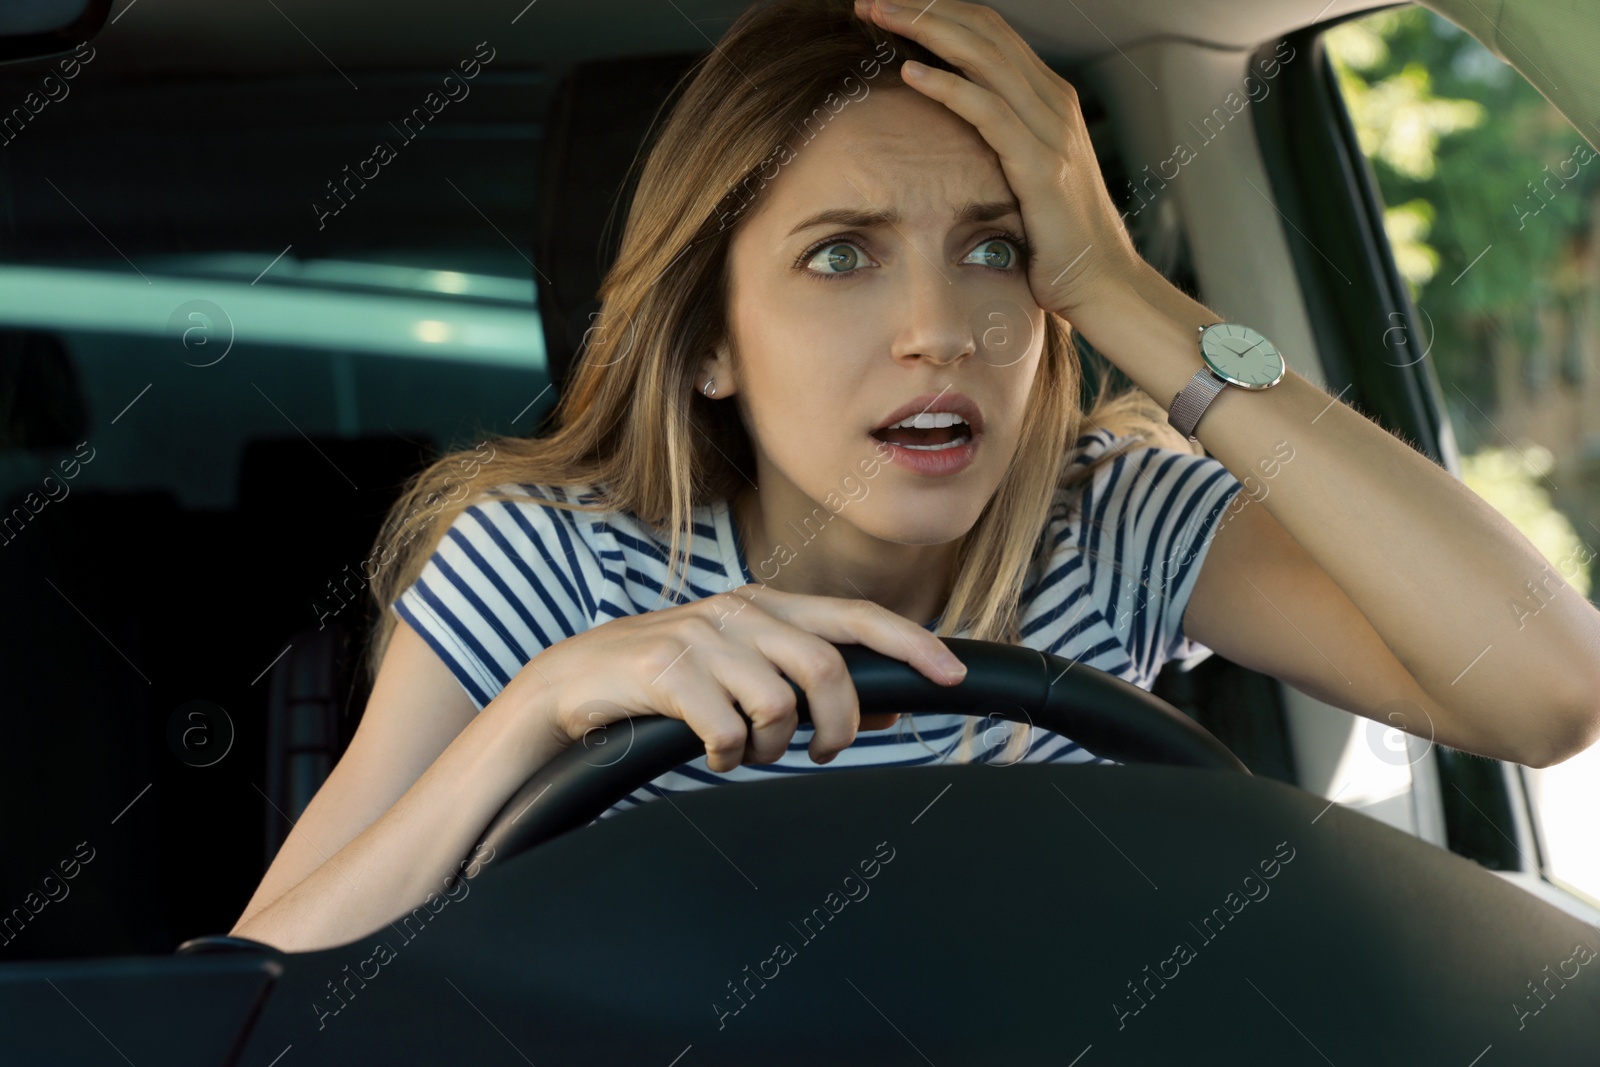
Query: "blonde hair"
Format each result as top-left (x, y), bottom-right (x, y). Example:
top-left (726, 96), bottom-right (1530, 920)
top-left (364, 0), bottom-right (1195, 764)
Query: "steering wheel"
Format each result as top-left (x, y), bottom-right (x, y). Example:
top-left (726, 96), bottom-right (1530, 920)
top-left (476, 637), bottom-right (1246, 865)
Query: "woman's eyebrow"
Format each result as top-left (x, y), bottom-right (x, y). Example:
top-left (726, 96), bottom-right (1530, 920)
top-left (783, 198), bottom-right (1021, 239)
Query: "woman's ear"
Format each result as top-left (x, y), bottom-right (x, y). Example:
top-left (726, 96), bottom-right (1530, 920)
top-left (698, 343), bottom-right (737, 399)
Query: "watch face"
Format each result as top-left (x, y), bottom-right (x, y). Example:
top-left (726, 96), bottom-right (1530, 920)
top-left (1199, 323), bottom-right (1286, 389)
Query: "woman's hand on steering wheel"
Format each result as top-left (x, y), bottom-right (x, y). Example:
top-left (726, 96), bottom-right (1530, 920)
top-left (512, 584), bottom-right (967, 772)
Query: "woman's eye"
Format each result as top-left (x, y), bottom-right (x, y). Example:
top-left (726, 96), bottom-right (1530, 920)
top-left (804, 241), bottom-right (867, 275)
top-left (800, 235), bottom-right (1025, 279)
top-left (963, 238), bottom-right (1020, 271)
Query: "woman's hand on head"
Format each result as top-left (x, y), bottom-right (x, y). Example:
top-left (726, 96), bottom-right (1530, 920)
top-left (855, 0), bottom-right (1142, 320)
top-left (521, 583), bottom-right (966, 772)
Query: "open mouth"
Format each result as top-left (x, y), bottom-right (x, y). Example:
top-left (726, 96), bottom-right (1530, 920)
top-left (869, 418), bottom-right (975, 452)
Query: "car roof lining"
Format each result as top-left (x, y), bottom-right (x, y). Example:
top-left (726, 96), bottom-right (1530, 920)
top-left (73, 0), bottom-right (1395, 75)
top-left (56, 0), bottom-right (1596, 149)
top-left (1419, 0), bottom-right (1600, 151)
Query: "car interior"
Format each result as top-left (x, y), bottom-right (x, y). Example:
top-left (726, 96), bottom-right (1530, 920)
top-left (2, 0), bottom-right (1599, 1061)
top-left (0, 0), bottom-right (1593, 966)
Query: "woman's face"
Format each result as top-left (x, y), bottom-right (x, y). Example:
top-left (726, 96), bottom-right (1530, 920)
top-left (721, 85), bottom-right (1046, 552)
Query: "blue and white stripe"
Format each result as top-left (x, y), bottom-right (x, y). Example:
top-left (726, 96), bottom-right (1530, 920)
top-left (393, 429), bottom-right (1245, 820)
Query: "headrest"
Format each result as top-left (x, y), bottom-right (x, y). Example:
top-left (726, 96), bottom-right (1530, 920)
top-left (533, 52), bottom-right (703, 411)
top-left (0, 329), bottom-right (88, 452)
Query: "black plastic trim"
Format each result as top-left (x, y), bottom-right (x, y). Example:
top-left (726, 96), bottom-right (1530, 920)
top-left (0, 0), bottom-right (111, 67)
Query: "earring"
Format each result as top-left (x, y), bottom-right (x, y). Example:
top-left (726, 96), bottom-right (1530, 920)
top-left (703, 377), bottom-right (717, 398)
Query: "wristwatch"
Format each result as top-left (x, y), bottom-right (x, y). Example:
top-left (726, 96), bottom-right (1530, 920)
top-left (1167, 322), bottom-right (1287, 441)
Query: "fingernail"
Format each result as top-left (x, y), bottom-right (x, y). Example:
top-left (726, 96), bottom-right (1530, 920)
top-left (878, 1), bottom-right (901, 11)
top-left (940, 654), bottom-right (967, 677)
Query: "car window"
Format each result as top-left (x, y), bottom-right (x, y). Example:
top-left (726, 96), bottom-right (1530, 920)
top-left (0, 65), bottom-right (556, 953)
top-left (0, 65), bottom-right (556, 509)
top-left (1326, 7), bottom-right (1600, 905)
top-left (0, 271), bottom-right (545, 509)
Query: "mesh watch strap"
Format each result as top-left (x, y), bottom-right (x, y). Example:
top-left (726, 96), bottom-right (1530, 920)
top-left (1168, 367), bottom-right (1227, 441)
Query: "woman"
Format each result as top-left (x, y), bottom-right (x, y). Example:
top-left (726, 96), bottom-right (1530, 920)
top-left (231, 0), bottom-right (1600, 953)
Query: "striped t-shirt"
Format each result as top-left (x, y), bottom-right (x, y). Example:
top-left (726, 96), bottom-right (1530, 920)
top-left (392, 429), bottom-right (1246, 820)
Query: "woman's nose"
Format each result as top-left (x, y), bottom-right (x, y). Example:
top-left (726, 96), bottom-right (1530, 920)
top-left (887, 260), bottom-right (979, 366)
